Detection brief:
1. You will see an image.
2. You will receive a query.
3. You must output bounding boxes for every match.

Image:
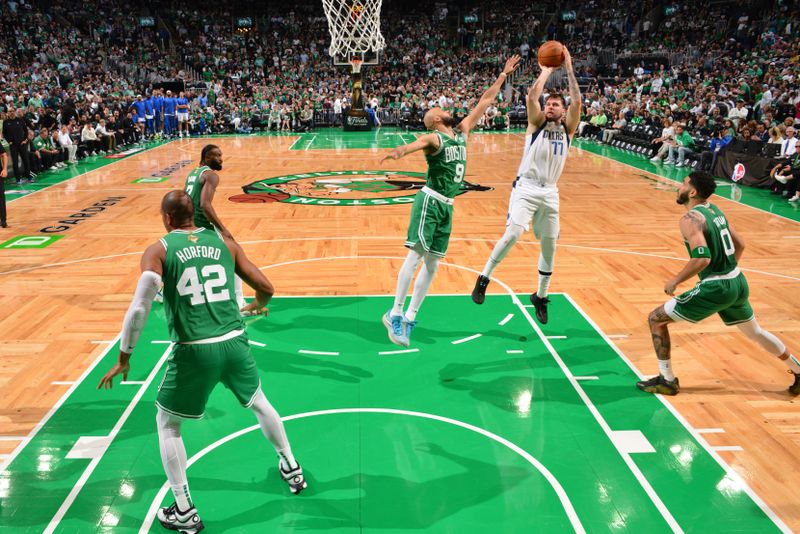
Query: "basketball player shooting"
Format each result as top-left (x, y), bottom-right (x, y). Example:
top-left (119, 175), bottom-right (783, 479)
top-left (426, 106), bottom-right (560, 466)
top-left (380, 55), bottom-right (521, 347)
top-left (472, 45), bottom-right (581, 325)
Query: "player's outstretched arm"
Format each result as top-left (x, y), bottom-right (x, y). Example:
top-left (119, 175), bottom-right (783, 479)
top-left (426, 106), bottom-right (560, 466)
top-left (563, 47), bottom-right (582, 137)
top-left (380, 133), bottom-right (440, 162)
top-left (527, 65), bottom-right (554, 131)
top-left (199, 171), bottom-right (232, 240)
top-left (459, 55), bottom-right (521, 133)
top-left (226, 237), bottom-right (275, 315)
top-left (664, 211), bottom-right (711, 295)
top-left (98, 243), bottom-right (164, 389)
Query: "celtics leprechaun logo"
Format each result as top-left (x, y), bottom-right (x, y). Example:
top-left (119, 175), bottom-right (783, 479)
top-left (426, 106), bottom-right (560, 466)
top-left (229, 170), bottom-right (491, 206)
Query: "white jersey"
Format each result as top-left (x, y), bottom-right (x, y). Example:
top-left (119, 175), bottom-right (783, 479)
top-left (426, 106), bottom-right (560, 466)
top-left (516, 121), bottom-right (569, 187)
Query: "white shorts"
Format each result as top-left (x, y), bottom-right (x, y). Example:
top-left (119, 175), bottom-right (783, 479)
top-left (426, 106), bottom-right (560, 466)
top-left (137, 117), bottom-right (145, 123)
top-left (177, 112), bottom-right (189, 122)
top-left (506, 179), bottom-right (560, 239)
top-left (145, 114), bottom-right (154, 120)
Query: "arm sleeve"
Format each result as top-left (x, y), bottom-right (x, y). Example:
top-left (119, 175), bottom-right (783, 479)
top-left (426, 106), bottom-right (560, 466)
top-left (120, 270), bottom-right (162, 353)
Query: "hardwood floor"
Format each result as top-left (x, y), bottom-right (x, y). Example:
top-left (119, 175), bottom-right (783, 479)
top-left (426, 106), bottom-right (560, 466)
top-left (0, 133), bottom-right (798, 529)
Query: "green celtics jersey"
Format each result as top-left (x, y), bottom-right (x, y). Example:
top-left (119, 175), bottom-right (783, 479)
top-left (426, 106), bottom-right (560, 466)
top-left (685, 203), bottom-right (738, 280)
top-left (184, 166), bottom-right (214, 230)
top-left (160, 228), bottom-right (243, 342)
top-left (424, 131), bottom-right (467, 198)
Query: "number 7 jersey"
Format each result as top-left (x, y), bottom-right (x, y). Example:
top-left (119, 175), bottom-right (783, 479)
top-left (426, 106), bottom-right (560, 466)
top-left (517, 122), bottom-right (569, 186)
top-left (160, 227), bottom-right (243, 342)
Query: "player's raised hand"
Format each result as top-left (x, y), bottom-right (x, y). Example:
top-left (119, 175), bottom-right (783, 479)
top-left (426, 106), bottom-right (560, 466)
top-left (562, 46), bottom-right (574, 69)
top-left (97, 358), bottom-right (130, 390)
top-left (502, 55), bottom-right (522, 75)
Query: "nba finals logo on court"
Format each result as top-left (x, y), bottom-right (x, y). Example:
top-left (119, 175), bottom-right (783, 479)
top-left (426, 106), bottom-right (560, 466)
top-left (231, 170), bottom-right (492, 207)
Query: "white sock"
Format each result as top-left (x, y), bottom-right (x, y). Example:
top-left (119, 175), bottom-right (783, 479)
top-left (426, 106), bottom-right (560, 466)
top-left (537, 237), bottom-right (557, 298)
top-left (156, 409), bottom-right (193, 512)
top-left (482, 224), bottom-right (523, 278)
top-left (659, 359), bottom-right (675, 381)
top-left (405, 254), bottom-right (440, 322)
top-left (391, 248), bottom-right (422, 316)
top-left (250, 389), bottom-right (297, 470)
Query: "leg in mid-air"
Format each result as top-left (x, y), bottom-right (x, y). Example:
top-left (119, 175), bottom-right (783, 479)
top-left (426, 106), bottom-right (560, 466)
top-left (472, 221), bottom-right (524, 304)
top-left (529, 232), bottom-right (556, 325)
top-left (384, 243), bottom-right (443, 348)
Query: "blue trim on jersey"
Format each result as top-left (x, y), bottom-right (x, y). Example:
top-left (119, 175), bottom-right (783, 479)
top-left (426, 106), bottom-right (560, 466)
top-left (529, 127), bottom-right (544, 146)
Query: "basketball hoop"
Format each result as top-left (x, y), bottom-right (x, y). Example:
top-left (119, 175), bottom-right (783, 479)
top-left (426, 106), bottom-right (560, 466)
top-left (322, 0), bottom-right (385, 62)
top-left (350, 58), bottom-right (363, 74)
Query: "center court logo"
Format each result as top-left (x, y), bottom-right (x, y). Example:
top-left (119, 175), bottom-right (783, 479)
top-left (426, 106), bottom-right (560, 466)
top-left (230, 170), bottom-right (492, 206)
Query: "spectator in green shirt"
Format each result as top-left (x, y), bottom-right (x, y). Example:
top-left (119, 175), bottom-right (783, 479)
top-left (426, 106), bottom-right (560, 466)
top-left (666, 124), bottom-right (695, 167)
top-left (31, 127), bottom-right (63, 172)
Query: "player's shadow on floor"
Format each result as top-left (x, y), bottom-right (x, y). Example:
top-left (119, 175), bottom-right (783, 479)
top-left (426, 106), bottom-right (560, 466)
top-left (206, 442), bottom-right (532, 530)
top-left (439, 358), bottom-right (539, 413)
top-left (253, 348), bottom-right (373, 383)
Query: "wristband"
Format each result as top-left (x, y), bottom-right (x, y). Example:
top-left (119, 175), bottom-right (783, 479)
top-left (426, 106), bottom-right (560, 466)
top-left (499, 72), bottom-right (507, 77)
top-left (690, 246), bottom-right (711, 259)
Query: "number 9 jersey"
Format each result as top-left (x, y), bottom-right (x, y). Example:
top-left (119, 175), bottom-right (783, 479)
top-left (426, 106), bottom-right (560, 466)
top-left (159, 227), bottom-right (244, 343)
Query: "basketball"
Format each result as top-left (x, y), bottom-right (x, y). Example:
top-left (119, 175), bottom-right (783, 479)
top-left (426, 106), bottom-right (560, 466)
top-left (538, 41), bottom-right (565, 68)
top-left (229, 192), bottom-right (290, 203)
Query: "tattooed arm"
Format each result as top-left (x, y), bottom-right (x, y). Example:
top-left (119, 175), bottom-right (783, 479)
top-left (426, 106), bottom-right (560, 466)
top-left (664, 211), bottom-right (711, 295)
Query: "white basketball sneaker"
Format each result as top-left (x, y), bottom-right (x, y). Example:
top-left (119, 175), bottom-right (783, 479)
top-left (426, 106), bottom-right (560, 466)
top-left (157, 503), bottom-right (204, 533)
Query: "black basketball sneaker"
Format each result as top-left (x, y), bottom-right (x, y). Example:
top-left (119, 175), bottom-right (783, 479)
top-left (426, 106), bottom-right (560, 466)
top-left (471, 275), bottom-right (491, 304)
top-left (636, 375), bottom-right (681, 395)
top-left (530, 293), bottom-right (550, 324)
top-left (789, 372), bottom-right (800, 395)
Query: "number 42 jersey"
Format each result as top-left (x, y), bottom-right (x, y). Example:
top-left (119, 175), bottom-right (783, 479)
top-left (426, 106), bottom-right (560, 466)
top-left (160, 227), bottom-right (243, 342)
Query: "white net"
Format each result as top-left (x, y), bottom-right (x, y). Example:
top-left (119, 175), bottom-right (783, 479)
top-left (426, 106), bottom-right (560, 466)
top-left (322, 0), bottom-right (385, 61)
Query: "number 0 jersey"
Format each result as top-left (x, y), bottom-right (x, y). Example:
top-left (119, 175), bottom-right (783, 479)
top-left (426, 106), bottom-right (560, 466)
top-left (517, 121), bottom-right (569, 187)
top-left (684, 203), bottom-right (738, 280)
top-left (160, 228), bottom-right (243, 342)
top-left (425, 131), bottom-right (467, 199)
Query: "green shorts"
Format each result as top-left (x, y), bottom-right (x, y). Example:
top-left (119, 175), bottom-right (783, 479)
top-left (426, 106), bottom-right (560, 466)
top-left (156, 332), bottom-right (259, 419)
top-left (665, 271), bottom-right (754, 326)
top-left (404, 190), bottom-right (454, 257)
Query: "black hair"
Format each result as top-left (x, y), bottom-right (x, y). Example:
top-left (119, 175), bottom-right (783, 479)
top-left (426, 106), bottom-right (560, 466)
top-left (687, 171), bottom-right (717, 200)
top-left (161, 190), bottom-right (195, 224)
top-left (200, 144), bottom-right (219, 163)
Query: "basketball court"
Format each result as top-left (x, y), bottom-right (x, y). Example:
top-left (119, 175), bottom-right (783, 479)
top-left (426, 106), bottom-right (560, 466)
top-left (0, 129), bottom-right (798, 532)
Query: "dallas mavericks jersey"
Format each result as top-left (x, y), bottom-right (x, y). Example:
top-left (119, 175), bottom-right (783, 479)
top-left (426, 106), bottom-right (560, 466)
top-left (425, 131), bottom-right (467, 199)
top-left (160, 228), bottom-right (243, 342)
top-left (684, 203), bottom-right (738, 280)
top-left (517, 122), bottom-right (569, 186)
top-left (184, 166), bottom-right (214, 230)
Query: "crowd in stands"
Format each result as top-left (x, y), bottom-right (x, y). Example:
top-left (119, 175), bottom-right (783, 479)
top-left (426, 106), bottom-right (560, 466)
top-left (0, 0), bottom-right (798, 198)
